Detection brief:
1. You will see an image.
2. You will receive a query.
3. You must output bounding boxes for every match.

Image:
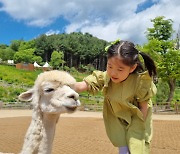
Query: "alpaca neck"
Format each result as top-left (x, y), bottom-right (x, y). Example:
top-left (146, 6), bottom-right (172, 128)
top-left (38, 114), bottom-right (59, 154)
top-left (20, 110), bottom-right (60, 154)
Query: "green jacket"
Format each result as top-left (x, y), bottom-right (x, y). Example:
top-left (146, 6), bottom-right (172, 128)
top-left (84, 71), bottom-right (157, 154)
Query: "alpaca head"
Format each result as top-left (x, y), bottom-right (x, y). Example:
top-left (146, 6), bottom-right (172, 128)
top-left (18, 70), bottom-right (80, 114)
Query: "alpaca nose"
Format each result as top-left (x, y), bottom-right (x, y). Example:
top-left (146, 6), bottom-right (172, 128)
top-left (67, 93), bottom-right (79, 101)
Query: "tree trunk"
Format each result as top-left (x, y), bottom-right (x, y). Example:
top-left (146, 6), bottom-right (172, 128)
top-left (101, 55), bottom-right (107, 71)
top-left (166, 78), bottom-right (176, 103)
top-left (70, 53), bottom-right (73, 67)
top-left (45, 51), bottom-right (48, 62)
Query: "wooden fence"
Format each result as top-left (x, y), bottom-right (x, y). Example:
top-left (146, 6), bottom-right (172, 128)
top-left (16, 63), bottom-right (34, 71)
top-left (15, 63), bottom-right (51, 71)
top-left (80, 103), bottom-right (103, 111)
top-left (153, 102), bottom-right (180, 114)
top-left (0, 102), bottom-right (32, 109)
top-left (1, 99), bottom-right (180, 114)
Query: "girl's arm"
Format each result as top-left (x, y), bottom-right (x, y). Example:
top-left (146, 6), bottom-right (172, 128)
top-left (73, 81), bottom-right (89, 93)
top-left (139, 101), bottom-right (148, 120)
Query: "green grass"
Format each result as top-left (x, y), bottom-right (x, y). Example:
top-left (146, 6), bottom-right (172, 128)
top-left (0, 65), bottom-right (42, 87)
top-left (0, 65), bottom-right (43, 102)
top-left (0, 85), bottom-right (25, 102)
top-left (0, 65), bottom-right (103, 107)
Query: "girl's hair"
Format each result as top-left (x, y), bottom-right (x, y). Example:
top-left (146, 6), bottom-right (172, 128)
top-left (106, 40), bottom-right (157, 78)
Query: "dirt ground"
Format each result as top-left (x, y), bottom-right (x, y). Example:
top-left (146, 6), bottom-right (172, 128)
top-left (0, 111), bottom-right (180, 154)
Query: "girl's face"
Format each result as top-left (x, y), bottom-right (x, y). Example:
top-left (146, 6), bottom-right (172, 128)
top-left (107, 56), bottom-right (137, 83)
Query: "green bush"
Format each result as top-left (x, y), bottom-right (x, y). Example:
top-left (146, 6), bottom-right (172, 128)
top-left (63, 66), bottom-right (70, 72)
top-left (70, 67), bottom-right (78, 73)
top-left (155, 79), bottom-right (169, 103)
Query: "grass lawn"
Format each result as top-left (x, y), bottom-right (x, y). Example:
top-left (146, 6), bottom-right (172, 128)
top-left (0, 64), bottom-right (103, 108)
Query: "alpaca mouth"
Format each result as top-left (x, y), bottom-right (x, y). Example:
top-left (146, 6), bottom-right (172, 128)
top-left (65, 106), bottom-right (77, 111)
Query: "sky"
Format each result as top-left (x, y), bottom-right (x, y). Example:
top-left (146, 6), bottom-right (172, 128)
top-left (0, 0), bottom-right (180, 45)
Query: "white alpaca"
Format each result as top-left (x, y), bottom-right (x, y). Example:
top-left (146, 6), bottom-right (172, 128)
top-left (2, 70), bottom-right (80, 154)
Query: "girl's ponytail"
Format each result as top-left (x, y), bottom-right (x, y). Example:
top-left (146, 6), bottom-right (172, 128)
top-left (139, 52), bottom-right (157, 77)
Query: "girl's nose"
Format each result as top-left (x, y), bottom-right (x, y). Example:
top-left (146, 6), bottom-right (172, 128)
top-left (111, 71), bottom-right (118, 77)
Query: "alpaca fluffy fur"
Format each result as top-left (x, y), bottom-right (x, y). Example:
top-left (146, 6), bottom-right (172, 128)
top-left (1, 70), bottom-right (80, 154)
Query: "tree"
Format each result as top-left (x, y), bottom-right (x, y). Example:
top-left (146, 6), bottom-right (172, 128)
top-left (35, 34), bottom-right (54, 62)
top-left (18, 40), bottom-right (36, 51)
top-left (0, 44), bottom-right (8, 49)
top-left (13, 49), bottom-right (35, 63)
top-left (10, 40), bottom-right (24, 51)
top-left (32, 56), bottom-right (43, 65)
top-left (48, 32), bottom-right (108, 70)
top-left (144, 16), bottom-right (180, 103)
top-left (50, 51), bottom-right (65, 69)
top-left (0, 47), bottom-right (15, 61)
top-left (158, 49), bottom-right (180, 102)
top-left (146, 16), bottom-right (174, 41)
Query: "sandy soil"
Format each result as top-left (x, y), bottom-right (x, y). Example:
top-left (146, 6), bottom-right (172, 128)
top-left (0, 110), bottom-right (180, 154)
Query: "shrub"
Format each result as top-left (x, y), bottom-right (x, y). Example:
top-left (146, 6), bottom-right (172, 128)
top-left (63, 66), bottom-right (70, 72)
top-left (155, 79), bottom-right (169, 104)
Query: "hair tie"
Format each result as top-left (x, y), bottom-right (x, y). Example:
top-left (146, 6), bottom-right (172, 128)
top-left (105, 39), bottom-right (120, 52)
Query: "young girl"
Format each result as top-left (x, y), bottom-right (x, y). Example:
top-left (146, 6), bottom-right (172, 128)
top-left (74, 39), bottom-right (157, 154)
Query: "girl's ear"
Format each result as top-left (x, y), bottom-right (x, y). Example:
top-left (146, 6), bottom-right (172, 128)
top-left (130, 64), bottom-right (137, 73)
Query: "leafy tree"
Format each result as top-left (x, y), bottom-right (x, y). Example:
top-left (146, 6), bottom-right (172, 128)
top-left (10, 40), bottom-right (24, 51)
top-left (13, 49), bottom-right (35, 63)
top-left (158, 49), bottom-right (180, 102)
top-left (0, 47), bottom-right (15, 61)
top-left (18, 40), bottom-right (36, 51)
top-left (146, 16), bottom-right (174, 41)
top-left (32, 56), bottom-right (43, 65)
top-left (143, 16), bottom-right (180, 103)
top-left (0, 44), bottom-right (8, 49)
top-left (50, 51), bottom-right (65, 69)
top-left (50, 32), bottom-right (107, 69)
top-left (35, 34), bottom-right (54, 62)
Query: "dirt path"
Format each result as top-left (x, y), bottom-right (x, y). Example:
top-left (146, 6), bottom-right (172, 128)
top-left (0, 110), bottom-right (180, 154)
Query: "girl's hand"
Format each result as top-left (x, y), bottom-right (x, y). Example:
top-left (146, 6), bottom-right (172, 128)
top-left (73, 81), bottom-right (88, 93)
top-left (138, 101), bottom-right (148, 120)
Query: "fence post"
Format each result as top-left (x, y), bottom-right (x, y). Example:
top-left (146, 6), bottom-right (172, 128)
top-left (175, 102), bottom-right (178, 114)
top-left (175, 99), bottom-right (179, 114)
top-left (0, 101), bottom-right (2, 109)
top-left (153, 104), bottom-right (157, 113)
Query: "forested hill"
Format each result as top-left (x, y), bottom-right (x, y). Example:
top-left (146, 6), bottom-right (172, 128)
top-left (35, 32), bottom-right (108, 70)
top-left (0, 32), bottom-right (109, 71)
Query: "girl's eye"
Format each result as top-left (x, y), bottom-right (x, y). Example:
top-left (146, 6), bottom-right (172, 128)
top-left (118, 69), bottom-right (123, 71)
top-left (45, 88), bottom-right (54, 93)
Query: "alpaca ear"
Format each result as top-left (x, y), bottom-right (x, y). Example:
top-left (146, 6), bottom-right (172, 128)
top-left (19, 89), bottom-right (34, 101)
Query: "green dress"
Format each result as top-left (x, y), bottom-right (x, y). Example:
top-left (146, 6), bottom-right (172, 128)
top-left (84, 71), bottom-right (157, 154)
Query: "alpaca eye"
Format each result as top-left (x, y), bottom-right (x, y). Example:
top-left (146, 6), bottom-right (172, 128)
top-left (68, 95), bottom-right (75, 99)
top-left (45, 88), bottom-right (54, 93)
